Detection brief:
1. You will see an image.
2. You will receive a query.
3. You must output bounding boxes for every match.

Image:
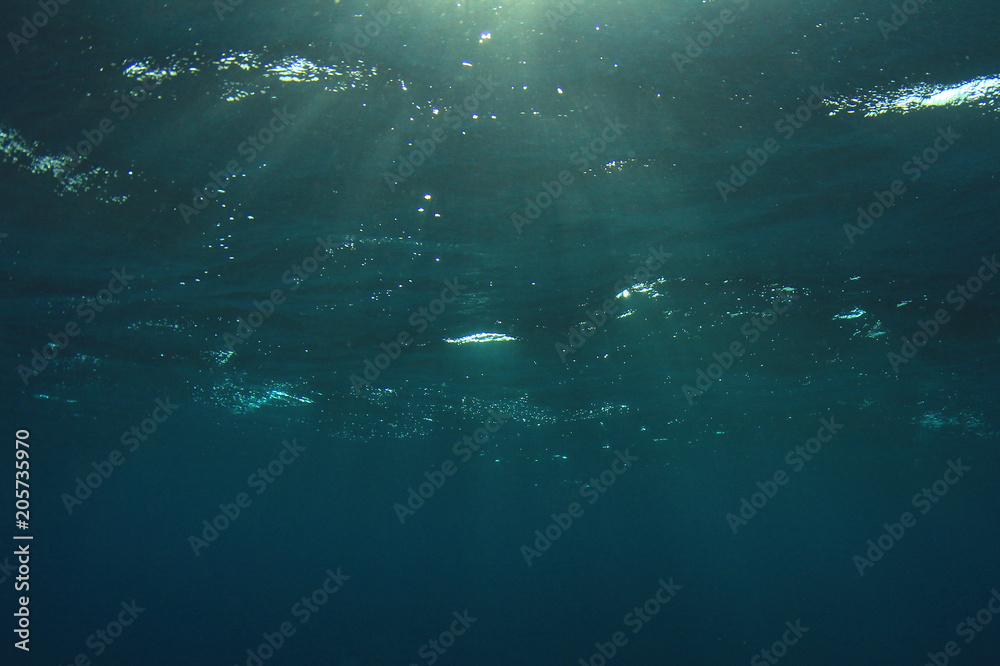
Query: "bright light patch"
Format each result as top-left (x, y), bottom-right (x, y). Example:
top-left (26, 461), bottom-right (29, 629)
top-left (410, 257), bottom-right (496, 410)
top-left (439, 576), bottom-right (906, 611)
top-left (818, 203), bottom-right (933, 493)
top-left (834, 308), bottom-right (866, 320)
top-left (616, 283), bottom-right (656, 299)
top-left (444, 333), bottom-right (518, 344)
top-left (828, 74), bottom-right (1000, 117)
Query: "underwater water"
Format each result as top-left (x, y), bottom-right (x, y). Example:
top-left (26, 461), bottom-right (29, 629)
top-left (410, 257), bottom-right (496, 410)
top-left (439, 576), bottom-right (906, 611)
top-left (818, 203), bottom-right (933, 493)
top-left (2, 0), bottom-right (1000, 664)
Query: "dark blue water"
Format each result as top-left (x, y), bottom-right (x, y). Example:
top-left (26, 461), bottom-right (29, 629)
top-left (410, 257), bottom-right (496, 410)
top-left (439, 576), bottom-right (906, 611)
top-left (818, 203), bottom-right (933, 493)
top-left (2, 1), bottom-right (1000, 665)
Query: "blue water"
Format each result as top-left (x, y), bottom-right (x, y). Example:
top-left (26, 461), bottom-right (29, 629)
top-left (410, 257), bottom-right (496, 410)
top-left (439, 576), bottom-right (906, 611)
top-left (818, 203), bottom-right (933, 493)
top-left (2, 1), bottom-right (1000, 665)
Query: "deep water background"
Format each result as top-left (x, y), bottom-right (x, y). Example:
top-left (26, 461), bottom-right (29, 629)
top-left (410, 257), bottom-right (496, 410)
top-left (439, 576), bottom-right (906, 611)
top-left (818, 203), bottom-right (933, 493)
top-left (2, 1), bottom-right (1000, 665)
